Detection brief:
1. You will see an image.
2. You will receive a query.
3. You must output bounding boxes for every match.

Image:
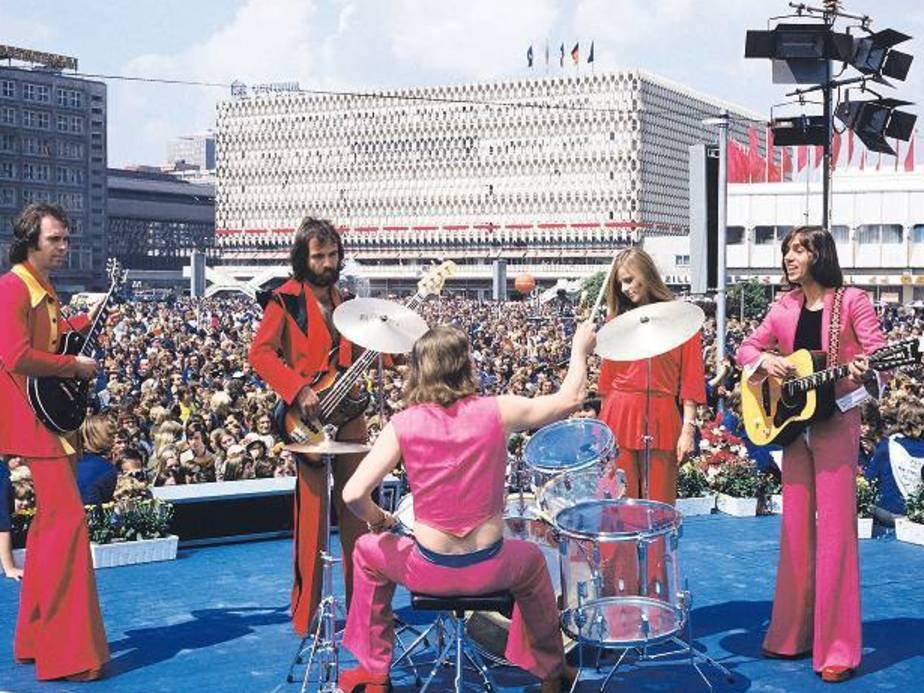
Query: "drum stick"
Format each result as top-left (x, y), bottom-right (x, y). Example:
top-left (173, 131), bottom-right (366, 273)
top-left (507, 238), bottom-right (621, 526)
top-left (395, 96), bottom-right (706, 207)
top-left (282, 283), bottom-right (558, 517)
top-left (588, 254), bottom-right (618, 322)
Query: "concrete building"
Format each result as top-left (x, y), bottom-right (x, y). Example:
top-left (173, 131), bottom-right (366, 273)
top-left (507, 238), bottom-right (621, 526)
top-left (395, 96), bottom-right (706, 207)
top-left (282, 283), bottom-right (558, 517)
top-left (107, 168), bottom-right (215, 275)
top-left (0, 50), bottom-right (107, 291)
top-left (166, 131), bottom-right (216, 172)
top-left (213, 70), bottom-right (764, 295)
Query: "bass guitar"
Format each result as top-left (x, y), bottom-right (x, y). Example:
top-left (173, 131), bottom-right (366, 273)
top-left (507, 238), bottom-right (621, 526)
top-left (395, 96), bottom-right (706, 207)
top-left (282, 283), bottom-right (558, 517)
top-left (276, 260), bottom-right (456, 446)
top-left (741, 336), bottom-right (923, 447)
top-left (27, 259), bottom-right (126, 434)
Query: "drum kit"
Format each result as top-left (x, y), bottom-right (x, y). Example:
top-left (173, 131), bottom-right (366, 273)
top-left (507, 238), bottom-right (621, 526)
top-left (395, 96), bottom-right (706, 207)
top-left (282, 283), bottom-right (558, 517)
top-left (284, 290), bottom-right (732, 691)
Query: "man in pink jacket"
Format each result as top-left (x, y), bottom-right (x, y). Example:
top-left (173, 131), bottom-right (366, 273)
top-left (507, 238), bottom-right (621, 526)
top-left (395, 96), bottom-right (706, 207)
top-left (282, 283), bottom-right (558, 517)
top-left (736, 226), bottom-right (887, 683)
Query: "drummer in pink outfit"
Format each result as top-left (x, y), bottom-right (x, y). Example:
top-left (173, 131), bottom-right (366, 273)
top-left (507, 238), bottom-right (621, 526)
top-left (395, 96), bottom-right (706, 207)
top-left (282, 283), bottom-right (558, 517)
top-left (339, 321), bottom-right (596, 693)
top-left (737, 226), bottom-right (887, 684)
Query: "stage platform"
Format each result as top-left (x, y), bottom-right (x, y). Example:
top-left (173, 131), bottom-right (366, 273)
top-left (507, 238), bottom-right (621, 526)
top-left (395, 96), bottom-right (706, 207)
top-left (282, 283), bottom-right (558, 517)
top-left (1, 513), bottom-right (922, 692)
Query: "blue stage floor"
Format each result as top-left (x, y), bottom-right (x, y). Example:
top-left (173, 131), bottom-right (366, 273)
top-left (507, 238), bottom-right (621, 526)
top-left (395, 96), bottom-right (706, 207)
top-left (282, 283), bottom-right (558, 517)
top-left (2, 513), bottom-right (923, 692)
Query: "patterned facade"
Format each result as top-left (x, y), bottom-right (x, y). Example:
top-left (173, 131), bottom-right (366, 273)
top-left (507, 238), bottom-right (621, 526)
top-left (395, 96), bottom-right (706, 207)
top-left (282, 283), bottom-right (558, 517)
top-left (214, 70), bottom-right (762, 289)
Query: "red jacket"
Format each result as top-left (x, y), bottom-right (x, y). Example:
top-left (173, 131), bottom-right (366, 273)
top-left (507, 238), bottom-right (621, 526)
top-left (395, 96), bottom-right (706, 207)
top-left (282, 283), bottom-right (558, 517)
top-left (0, 263), bottom-right (89, 458)
top-left (248, 278), bottom-right (354, 405)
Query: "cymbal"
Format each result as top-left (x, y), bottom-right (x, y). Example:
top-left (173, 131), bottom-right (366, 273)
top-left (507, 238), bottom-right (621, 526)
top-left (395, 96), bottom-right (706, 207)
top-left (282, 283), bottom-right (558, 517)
top-left (333, 297), bottom-right (428, 354)
top-left (284, 440), bottom-right (371, 455)
top-left (595, 301), bottom-right (705, 361)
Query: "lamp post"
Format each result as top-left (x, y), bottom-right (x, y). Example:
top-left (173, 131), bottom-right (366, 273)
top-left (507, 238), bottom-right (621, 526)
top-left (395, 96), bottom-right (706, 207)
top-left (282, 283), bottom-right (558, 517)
top-left (703, 112), bottom-right (729, 383)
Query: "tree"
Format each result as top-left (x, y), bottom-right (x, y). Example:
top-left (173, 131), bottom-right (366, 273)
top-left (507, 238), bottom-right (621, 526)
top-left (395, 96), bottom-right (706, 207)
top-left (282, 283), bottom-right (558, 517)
top-left (727, 278), bottom-right (771, 321)
top-left (581, 272), bottom-right (607, 314)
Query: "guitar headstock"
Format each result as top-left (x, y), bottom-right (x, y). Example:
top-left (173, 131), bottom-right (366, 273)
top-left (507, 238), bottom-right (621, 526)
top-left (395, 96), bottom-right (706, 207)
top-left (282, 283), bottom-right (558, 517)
top-left (105, 258), bottom-right (127, 290)
top-left (417, 260), bottom-right (457, 298)
top-left (870, 336), bottom-right (924, 370)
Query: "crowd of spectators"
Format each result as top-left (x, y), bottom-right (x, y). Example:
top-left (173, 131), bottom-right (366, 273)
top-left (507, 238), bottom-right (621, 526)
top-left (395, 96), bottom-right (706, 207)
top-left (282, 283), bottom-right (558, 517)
top-left (2, 290), bottom-right (923, 574)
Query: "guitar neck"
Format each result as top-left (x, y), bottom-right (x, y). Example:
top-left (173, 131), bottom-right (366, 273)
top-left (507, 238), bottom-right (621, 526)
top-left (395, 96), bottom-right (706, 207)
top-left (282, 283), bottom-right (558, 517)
top-left (785, 363), bottom-right (849, 396)
top-left (77, 284), bottom-right (117, 358)
top-left (318, 292), bottom-right (424, 409)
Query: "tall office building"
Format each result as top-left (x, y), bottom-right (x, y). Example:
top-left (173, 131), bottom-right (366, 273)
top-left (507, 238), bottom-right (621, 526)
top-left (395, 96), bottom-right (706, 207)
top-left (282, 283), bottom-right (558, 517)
top-left (0, 46), bottom-right (107, 291)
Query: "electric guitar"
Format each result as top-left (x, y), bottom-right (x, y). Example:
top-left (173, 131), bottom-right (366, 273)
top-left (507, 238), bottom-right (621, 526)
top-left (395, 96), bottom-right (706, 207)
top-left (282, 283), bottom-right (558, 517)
top-left (276, 260), bottom-right (457, 446)
top-left (741, 336), bottom-right (923, 447)
top-left (27, 259), bottom-right (126, 434)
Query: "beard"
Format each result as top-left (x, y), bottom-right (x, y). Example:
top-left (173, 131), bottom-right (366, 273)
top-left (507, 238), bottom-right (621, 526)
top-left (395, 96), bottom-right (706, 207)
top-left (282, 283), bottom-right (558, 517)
top-left (305, 266), bottom-right (340, 287)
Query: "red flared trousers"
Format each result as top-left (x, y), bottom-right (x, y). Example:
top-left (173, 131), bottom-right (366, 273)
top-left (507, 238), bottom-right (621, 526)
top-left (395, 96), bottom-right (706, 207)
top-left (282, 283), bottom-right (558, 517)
top-left (15, 457), bottom-right (109, 680)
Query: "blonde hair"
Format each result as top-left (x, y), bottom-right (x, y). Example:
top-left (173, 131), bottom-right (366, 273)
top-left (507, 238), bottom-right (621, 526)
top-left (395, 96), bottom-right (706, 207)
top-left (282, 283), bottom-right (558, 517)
top-left (403, 326), bottom-right (478, 408)
top-left (605, 247), bottom-right (674, 318)
top-left (80, 413), bottom-right (116, 454)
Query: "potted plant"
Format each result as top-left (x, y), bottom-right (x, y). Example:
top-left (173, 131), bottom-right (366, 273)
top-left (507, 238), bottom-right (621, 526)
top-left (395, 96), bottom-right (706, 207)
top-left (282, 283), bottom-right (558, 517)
top-left (87, 498), bottom-right (178, 568)
top-left (676, 460), bottom-right (715, 516)
top-left (711, 459), bottom-right (762, 517)
top-left (895, 483), bottom-right (924, 547)
top-left (856, 476), bottom-right (878, 540)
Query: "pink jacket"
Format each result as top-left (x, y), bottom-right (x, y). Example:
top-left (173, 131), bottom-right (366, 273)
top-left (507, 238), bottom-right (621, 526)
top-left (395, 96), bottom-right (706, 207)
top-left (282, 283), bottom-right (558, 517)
top-left (736, 287), bottom-right (888, 400)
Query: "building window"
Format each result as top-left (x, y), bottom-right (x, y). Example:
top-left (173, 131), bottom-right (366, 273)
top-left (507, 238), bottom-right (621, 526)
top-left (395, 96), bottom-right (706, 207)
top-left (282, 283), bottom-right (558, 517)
top-left (21, 189), bottom-right (54, 204)
top-left (56, 140), bottom-right (85, 160)
top-left (912, 224), bottom-right (924, 244)
top-left (0, 134), bottom-right (15, 153)
top-left (22, 163), bottom-right (50, 182)
top-left (68, 115), bottom-right (84, 133)
top-left (23, 136), bottom-right (51, 156)
top-left (57, 191), bottom-right (84, 211)
top-left (0, 106), bottom-right (15, 125)
top-left (23, 83), bottom-right (50, 102)
top-left (674, 254), bottom-right (690, 267)
top-left (881, 224), bottom-right (903, 244)
top-left (55, 88), bottom-right (83, 108)
top-left (726, 226), bottom-right (745, 244)
top-left (0, 188), bottom-right (15, 207)
top-left (754, 225), bottom-right (776, 245)
top-left (22, 110), bottom-right (49, 129)
top-left (0, 80), bottom-right (14, 98)
top-left (830, 225), bottom-right (850, 243)
top-left (56, 166), bottom-right (84, 185)
top-left (857, 224), bottom-right (903, 245)
top-left (0, 162), bottom-right (15, 179)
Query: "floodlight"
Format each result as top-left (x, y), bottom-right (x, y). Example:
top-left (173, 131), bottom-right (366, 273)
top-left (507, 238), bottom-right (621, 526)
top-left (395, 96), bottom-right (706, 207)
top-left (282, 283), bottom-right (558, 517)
top-left (850, 29), bottom-right (913, 80)
top-left (835, 97), bottom-right (917, 154)
top-left (771, 115), bottom-right (828, 146)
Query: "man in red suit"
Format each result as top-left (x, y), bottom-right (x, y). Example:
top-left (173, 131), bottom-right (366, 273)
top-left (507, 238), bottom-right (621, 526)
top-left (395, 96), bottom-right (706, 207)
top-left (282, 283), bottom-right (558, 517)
top-left (0, 203), bottom-right (109, 681)
top-left (249, 216), bottom-right (368, 636)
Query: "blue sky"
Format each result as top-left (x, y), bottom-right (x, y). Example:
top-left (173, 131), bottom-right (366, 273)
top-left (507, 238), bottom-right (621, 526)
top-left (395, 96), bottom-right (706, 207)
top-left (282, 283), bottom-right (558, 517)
top-left (2, 0), bottom-right (921, 167)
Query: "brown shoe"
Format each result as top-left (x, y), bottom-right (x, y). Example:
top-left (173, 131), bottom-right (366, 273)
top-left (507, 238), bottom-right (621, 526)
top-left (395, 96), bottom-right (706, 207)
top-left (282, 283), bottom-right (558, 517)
top-left (64, 668), bottom-right (104, 682)
top-left (762, 647), bottom-right (811, 659)
top-left (820, 666), bottom-right (854, 683)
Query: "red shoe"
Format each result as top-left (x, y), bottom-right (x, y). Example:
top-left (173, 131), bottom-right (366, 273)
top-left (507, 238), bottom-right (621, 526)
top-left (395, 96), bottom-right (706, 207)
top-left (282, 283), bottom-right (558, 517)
top-left (338, 666), bottom-right (391, 693)
top-left (64, 668), bottom-right (104, 682)
top-left (820, 666), bottom-right (854, 683)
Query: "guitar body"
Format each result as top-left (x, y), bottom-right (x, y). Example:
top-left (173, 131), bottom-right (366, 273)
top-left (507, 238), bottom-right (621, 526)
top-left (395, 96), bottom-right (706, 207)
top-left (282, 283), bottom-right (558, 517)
top-left (26, 331), bottom-right (91, 434)
top-left (741, 349), bottom-right (822, 447)
top-left (274, 364), bottom-right (371, 446)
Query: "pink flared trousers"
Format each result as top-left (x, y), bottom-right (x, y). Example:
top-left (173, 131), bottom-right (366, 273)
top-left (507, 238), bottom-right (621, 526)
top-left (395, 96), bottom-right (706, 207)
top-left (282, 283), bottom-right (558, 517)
top-left (342, 532), bottom-right (564, 680)
top-left (764, 408), bottom-right (863, 672)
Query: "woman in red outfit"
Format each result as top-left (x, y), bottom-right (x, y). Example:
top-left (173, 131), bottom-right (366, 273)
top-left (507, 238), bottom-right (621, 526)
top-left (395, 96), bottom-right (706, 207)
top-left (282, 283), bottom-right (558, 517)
top-left (597, 247), bottom-right (706, 505)
top-left (0, 203), bottom-right (109, 682)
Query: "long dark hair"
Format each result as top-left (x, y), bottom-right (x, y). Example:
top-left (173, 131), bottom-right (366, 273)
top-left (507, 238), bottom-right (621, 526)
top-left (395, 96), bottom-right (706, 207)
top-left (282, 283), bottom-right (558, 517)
top-left (10, 203), bottom-right (69, 265)
top-left (780, 226), bottom-right (844, 288)
top-left (289, 216), bottom-right (344, 282)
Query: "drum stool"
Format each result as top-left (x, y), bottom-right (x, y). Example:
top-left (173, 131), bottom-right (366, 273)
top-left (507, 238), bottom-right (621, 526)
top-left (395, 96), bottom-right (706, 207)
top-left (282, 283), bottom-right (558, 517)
top-left (409, 591), bottom-right (514, 692)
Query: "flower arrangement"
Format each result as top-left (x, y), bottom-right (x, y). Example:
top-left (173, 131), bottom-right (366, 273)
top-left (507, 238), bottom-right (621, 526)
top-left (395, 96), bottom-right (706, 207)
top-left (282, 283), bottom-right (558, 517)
top-left (696, 414), bottom-right (750, 470)
top-left (710, 458), bottom-right (763, 499)
top-left (905, 483), bottom-right (924, 525)
top-left (86, 498), bottom-right (175, 545)
top-left (856, 476), bottom-right (879, 520)
top-left (677, 461), bottom-right (711, 499)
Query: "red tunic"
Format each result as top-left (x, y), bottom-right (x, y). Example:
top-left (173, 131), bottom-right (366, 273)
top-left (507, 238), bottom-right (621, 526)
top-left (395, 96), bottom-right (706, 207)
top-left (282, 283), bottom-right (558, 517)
top-left (0, 263), bottom-right (89, 458)
top-left (598, 331), bottom-right (706, 451)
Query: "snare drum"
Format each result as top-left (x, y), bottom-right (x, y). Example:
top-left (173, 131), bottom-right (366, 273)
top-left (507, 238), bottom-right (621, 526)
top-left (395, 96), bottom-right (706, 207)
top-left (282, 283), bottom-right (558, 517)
top-left (522, 419), bottom-right (617, 508)
top-left (555, 498), bottom-right (685, 648)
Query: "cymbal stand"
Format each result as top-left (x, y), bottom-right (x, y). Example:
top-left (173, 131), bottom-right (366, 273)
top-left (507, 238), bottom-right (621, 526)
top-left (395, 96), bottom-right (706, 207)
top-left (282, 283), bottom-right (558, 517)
top-left (641, 356), bottom-right (653, 502)
top-left (297, 453), bottom-right (345, 693)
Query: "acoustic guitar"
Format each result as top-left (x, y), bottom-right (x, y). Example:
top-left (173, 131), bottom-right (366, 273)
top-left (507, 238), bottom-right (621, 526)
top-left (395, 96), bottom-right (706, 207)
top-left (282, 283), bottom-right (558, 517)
top-left (741, 336), bottom-right (923, 447)
top-left (275, 260), bottom-right (456, 446)
top-left (27, 259), bottom-right (126, 434)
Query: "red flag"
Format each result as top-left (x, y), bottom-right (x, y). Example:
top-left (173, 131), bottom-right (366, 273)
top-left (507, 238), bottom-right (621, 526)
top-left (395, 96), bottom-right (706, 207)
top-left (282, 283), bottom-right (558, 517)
top-left (782, 146), bottom-right (793, 179)
top-left (859, 150), bottom-right (866, 171)
top-left (748, 127), bottom-right (765, 182)
top-left (904, 132), bottom-right (916, 172)
top-left (797, 145), bottom-right (808, 171)
top-left (727, 140), bottom-right (745, 182)
top-left (766, 128), bottom-right (781, 181)
top-left (847, 129), bottom-right (855, 168)
top-left (830, 131), bottom-right (841, 171)
top-left (813, 145), bottom-right (823, 168)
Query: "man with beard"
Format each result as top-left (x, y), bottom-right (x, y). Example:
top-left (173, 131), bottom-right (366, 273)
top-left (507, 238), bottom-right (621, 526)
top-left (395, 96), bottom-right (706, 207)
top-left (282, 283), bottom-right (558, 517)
top-left (248, 216), bottom-right (369, 636)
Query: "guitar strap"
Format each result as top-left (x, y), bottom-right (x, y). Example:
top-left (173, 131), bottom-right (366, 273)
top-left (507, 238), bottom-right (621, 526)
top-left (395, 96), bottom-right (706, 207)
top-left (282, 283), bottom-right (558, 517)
top-left (827, 287), bottom-right (846, 368)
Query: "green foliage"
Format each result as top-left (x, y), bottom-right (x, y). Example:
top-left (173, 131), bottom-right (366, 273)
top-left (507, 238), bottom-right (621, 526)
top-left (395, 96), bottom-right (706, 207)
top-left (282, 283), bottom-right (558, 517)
top-left (581, 272), bottom-right (607, 313)
top-left (726, 278), bottom-right (772, 321)
top-left (86, 499), bottom-right (175, 545)
top-left (905, 483), bottom-right (924, 525)
top-left (710, 460), bottom-right (762, 498)
top-left (677, 462), bottom-right (711, 499)
top-left (856, 476), bottom-right (879, 519)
